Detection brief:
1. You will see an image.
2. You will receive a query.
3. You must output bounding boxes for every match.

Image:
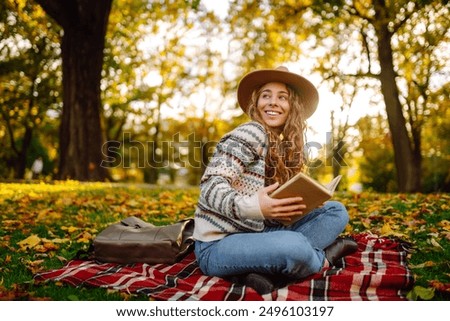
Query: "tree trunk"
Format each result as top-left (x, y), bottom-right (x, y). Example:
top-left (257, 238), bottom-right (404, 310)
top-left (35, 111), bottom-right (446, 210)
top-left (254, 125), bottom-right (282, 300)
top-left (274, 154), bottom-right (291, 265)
top-left (145, 131), bottom-right (160, 184)
top-left (145, 102), bottom-right (162, 184)
top-left (16, 126), bottom-right (33, 179)
top-left (36, 0), bottom-right (112, 181)
top-left (332, 140), bottom-right (346, 179)
top-left (374, 22), bottom-right (421, 192)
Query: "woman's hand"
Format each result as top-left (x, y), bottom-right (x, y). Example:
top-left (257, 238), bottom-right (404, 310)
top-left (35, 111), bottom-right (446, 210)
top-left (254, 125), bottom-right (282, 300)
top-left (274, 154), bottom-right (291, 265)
top-left (258, 182), bottom-right (306, 223)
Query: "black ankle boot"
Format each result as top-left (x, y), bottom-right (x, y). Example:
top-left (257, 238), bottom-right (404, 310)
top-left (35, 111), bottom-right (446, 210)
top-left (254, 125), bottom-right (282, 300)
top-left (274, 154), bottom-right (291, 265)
top-left (229, 272), bottom-right (294, 295)
top-left (325, 237), bottom-right (358, 266)
top-left (228, 273), bottom-right (275, 295)
top-left (243, 273), bottom-right (275, 295)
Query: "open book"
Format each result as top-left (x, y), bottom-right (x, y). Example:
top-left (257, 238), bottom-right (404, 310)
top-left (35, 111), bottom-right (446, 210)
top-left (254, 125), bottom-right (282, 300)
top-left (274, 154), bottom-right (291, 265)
top-left (270, 173), bottom-right (342, 226)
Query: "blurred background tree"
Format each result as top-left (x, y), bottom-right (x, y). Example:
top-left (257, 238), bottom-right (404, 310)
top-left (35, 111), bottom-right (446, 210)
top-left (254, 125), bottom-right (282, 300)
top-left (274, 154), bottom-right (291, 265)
top-left (33, 0), bottom-right (113, 181)
top-left (0, 0), bottom-right (448, 192)
top-left (0, 0), bottom-right (61, 179)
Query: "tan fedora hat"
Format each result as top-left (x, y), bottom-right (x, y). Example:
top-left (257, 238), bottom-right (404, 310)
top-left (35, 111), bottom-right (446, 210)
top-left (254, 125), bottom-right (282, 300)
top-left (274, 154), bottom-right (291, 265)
top-left (237, 66), bottom-right (319, 119)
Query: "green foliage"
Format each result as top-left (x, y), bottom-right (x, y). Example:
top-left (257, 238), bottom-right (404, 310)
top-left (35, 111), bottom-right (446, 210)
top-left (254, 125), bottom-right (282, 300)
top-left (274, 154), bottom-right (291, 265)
top-left (100, 0), bottom-right (232, 184)
top-left (355, 115), bottom-right (398, 192)
top-left (307, 0), bottom-right (449, 192)
top-left (25, 136), bottom-right (54, 175)
top-left (421, 96), bottom-right (450, 192)
top-left (227, 0), bottom-right (311, 70)
top-left (0, 0), bottom-right (61, 179)
top-left (1, 0), bottom-right (448, 194)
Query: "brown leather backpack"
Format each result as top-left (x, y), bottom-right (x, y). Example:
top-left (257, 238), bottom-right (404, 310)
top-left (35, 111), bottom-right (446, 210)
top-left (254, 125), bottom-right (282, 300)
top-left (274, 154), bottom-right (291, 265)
top-left (92, 216), bottom-right (195, 265)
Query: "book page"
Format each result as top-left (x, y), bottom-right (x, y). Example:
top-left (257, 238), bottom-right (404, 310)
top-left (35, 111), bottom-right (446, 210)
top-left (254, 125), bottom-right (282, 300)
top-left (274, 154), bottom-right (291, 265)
top-left (323, 175), bottom-right (342, 193)
top-left (270, 173), bottom-right (342, 226)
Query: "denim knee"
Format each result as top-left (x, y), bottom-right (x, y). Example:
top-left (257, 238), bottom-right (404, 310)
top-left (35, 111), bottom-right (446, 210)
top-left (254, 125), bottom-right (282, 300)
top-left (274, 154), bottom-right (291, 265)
top-left (326, 201), bottom-right (349, 227)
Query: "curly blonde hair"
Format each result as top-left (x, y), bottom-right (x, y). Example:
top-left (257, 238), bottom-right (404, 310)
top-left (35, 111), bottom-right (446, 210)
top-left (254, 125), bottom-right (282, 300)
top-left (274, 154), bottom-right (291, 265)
top-left (247, 85), bottom-right (307, 186)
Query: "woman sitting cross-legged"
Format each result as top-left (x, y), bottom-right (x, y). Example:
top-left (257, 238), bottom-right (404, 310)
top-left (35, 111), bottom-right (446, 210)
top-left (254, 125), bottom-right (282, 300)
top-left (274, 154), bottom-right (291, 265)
top-left (193, 66), bottom-right (358, 295)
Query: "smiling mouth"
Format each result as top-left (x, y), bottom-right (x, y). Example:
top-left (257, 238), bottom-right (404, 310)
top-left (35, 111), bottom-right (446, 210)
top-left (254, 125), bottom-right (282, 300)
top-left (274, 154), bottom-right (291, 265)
top-left (265, 110), bottom-right (281, 116)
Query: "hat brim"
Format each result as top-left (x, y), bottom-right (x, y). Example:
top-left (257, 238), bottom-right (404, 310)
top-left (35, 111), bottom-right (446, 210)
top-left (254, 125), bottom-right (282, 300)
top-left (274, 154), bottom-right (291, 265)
top-left (237, 69), bottom-right (319, 119)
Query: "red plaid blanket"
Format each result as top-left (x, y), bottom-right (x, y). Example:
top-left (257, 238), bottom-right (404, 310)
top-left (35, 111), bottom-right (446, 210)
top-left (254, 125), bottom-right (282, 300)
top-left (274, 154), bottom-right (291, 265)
top-left (34, 233), bottom-right (414, 301)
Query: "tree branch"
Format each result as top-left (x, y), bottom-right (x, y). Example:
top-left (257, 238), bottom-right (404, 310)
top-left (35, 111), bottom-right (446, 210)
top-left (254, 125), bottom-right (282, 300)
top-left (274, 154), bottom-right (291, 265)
top-left (0, 108), bottom-right (19, 156)
top-left (341, 72), bottom-right (381, 81)
top-left (359, 26), bottom-right (372, 73)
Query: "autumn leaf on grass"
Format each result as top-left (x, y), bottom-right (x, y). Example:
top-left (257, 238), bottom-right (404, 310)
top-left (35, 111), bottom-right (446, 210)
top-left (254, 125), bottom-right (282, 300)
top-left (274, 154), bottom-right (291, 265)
top-left (17, 235), bottom-right (68, 252)
top-left (429, 280), bottom-right (450, 293)
top-left (431, 239), bottom-right (444, 249)
top-left (2, 219), bottom-right (24, 230)
top-left (344, 224), bottom-right (354, 233)
top-left (0, 284), bottom-right (33, 300)
top-left (126, 199), bottom-right (140, 208)
top-left (3, 255), bottom-right (12, 264)
top-left (42, 237), bottom-right (70, 244)
top-left (61, 226), bottom-right (80, 234)
top-left (23, 259), bottom-right (45, 274)
top-left (27, 191), bottom-right (40, 200)
top-left (407, 286), bottom-right (435, 300)
top-left (75, 231), bottom-right (93, 243)
top-left (105, 288), bottom-right (134, 300)
top-left (360, 217), bottom-right (373, 229)
top-left (36, 208), bottom-right (62, 223)
top-left (428, 237), bottom-right (444, 250)
top-left (17, 235), bottom-right (41, 250)
top-left (34, 241), bottom-right (59, 253)
top-left (409, 261), bottom-right (436, 269)
top-left (55, 255), bottom-right (68, 263)
top-left (442, 231), bottom-right (450, 241)
top-left (438, 220), bottom-right (450, 231)
top-left (440, 203), bottom-right (449, 211)
top-left (54, 197), bottom-right (75, 207)
top-left (380, 222), bottom-right (406, 238)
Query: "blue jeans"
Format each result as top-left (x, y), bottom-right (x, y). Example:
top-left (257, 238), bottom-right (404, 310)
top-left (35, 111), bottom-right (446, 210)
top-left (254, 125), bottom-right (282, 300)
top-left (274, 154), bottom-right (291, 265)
top-left (194, 201), bottom-right (349, 279)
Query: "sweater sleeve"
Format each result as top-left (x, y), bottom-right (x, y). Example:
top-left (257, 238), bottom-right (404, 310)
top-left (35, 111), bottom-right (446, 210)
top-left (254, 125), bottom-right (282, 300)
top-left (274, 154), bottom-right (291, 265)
top-left (235, 193), bottom-right (264, 219)
top-left (198, 122), bottom-right (267, 222)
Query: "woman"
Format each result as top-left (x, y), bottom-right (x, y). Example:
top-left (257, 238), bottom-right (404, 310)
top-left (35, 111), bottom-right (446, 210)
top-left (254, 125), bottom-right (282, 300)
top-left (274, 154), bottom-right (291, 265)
top-left (193, 66), bottom-right (357, 294)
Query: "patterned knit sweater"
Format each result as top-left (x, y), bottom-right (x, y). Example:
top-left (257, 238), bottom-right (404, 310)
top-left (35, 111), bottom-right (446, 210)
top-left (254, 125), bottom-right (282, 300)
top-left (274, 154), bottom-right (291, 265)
top-left (193, 121), bottom-right (269, 242)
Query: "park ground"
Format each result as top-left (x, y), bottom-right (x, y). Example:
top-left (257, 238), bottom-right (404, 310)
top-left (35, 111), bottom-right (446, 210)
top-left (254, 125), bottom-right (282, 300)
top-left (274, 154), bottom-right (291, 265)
top-left (0, 181), bottom-right (449, 300)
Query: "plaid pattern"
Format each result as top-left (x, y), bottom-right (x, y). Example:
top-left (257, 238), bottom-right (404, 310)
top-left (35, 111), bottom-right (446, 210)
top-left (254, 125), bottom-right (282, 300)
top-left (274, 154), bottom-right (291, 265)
top-left (34, 233), bottom-right (414, 301)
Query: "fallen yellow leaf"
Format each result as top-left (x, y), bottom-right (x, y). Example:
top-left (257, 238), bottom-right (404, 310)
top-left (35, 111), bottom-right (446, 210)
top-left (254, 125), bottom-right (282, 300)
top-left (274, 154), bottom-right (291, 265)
top-left (42, 241), bottom-right (59, 251)
top-left (380, 222), bottom-right (405, 238)
top-left (409, 261), bottom-right (436, 269)
top-left (27, 259), bottom-right (45, 267)
top-left (345, 224), bottom-right (354, 233)
top-left (380, 223), bottom-right (394, 235)
top-left (430, 238), bottom-right (443, 250)
top-left (56, 255), bottom-right (68, 263)
top-left (41, 237), bottom-right (70, 244)
top-left (28, 191), bottom-right (40, 199)
top-left (438, 220), bottom-right (450, 231)
top-left (61, 226), bottom-right (79, 233)
top-left (76, 231), bottom-right (93, 243)
top-left (17, 235), bottom-right (41, 250)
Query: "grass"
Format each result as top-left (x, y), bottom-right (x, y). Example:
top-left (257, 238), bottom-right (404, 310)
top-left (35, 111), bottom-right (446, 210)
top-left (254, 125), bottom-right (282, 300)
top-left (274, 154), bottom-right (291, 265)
top-left (0, 181), bottom-right (449, 300)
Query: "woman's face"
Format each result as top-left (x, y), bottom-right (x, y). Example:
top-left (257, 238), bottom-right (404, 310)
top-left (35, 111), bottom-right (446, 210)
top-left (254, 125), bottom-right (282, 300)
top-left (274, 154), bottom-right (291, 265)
top-left (256, 82), bottom-right (290, 132)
